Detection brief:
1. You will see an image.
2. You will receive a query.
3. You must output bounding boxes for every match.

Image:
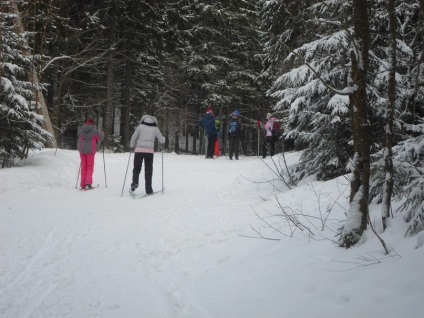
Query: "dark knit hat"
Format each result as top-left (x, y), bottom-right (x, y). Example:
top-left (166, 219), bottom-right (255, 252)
top-left (86, 118), bottom-right (94, 125)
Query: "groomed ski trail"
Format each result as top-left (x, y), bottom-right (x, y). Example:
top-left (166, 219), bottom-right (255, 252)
top-left (0, 150), bottom-right (276, 318)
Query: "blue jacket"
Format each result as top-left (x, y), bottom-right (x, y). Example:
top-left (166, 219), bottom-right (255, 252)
top-left (198, 114), bottom-right (217, 137)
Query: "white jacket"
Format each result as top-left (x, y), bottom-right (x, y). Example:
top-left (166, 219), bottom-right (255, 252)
top-left (130, 115), bottom-right (165, 152)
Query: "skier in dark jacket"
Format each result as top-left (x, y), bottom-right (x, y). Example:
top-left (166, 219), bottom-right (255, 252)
top-left (228, 110), bottom-right (242, 160)
top-left (77, 118), bottom-right (104, 189)
top-left (197, 108), bottom-right (217, 159)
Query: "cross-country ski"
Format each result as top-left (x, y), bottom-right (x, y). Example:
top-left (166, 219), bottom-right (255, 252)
top-left (129, 188), bottom-right (165, 199)
top-left (79, 184), bottom-right (99, 191)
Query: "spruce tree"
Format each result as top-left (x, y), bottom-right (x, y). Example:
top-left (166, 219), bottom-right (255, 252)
top-left (0, 1), bottom-right (51, 167)
top-left (259, 0), bottom-right (353, 181)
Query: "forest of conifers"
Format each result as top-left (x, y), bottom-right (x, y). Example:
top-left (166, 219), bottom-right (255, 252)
top-left (1, 1), bottom-right (423, 246)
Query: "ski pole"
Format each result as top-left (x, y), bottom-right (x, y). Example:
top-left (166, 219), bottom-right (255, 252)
top-left (102, 144), bottom-right (107, 187)
top-left (239, 140), bottom-right (245, 157)
top-left (121, 150), bottom-right (132, 197)
top-left (161, 147), bottom-right (164, 192)
top-left (75, 163), bottom-right (81, 188)
top-left (218, 138), bottom-right (228, 154)
top-left (257, 127), bottom-right (260, 156)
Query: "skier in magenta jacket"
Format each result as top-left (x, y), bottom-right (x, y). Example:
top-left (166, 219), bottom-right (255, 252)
top-left (77, 118), bottom-right (104, 189)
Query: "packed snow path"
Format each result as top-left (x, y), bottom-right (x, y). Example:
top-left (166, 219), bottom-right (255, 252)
top-left (1, 150), bottom-right (276, 317)
top-left (1, 149), bottom-right (423, 318)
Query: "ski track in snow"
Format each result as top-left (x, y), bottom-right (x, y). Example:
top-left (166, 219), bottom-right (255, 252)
top-left (0, 150), bottom-right (278, 318)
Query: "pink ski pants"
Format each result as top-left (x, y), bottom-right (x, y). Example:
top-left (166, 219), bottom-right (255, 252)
top-left (80, 153), bottom-right (95, 188)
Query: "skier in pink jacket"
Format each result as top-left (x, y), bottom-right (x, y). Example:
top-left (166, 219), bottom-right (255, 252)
top-left (77, 118), bottom-right (104, 189)
top-left (258, 115), bottom-right (277, 158)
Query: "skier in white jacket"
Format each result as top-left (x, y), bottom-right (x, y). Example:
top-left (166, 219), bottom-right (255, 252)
top-left (130, 115), bottom-right (165, 194)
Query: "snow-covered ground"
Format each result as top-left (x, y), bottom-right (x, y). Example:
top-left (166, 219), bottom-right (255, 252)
top-left (0, 149), bottom-right (423, 318)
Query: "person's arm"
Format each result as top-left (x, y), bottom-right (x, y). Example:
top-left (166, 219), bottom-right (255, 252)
top-left (197, 117), bottom-right (205, 128)
top-left (130, 127), bottom-right (139, 149)
top-left (256, 120), bottom-right (263, 129)
top-left (93, 128), bottom-right (104, 144)
top-left (97, 128), bottom-right (105, 142)
top-left (156, 128), bottom-right (166, 144)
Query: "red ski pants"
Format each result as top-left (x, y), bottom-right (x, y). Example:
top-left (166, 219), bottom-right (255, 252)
top-left (214, 139), bottom-right (220, 157)
top-left (80, 153), bottom-right (95, 188)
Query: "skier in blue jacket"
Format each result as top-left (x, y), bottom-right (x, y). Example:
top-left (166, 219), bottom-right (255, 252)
top-left (197, 108), bottom-right (217, 159)
top-left (228, 110), bottom-right (242, 160)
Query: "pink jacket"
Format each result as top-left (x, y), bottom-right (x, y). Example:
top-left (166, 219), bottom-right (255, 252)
top-left (264, 118), bottom-right (276, 137)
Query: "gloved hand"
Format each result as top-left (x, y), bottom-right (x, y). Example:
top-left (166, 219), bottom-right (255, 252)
top-left (256, 121), bottom-right (262, 128)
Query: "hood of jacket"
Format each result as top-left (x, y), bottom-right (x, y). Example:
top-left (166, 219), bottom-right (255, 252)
top-left (81, 124), bottom-right (95, 134)
top-left (140, 115), bottom-right (158, 126)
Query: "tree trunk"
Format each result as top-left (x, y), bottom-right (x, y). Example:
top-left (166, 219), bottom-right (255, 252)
top-left (193, 125), bottom-right (198, 155)
top-left (164, 110), bottom-right (170, 150)
top-left (8, 2), bottom-right (56, 148)
top-left (341, 0), bottom-right (371, 248)
top-left (381, 0), bottom-right (396, 230)
top-left (419, 0), bottom-right (424, 16)
top-left (185, 122), bottom-right (189, 153)
top-left (122, 56), bottom-right (132, 151)
top-left (103, 0), bottom-right (117, 148)
top-left (175, 130), bottom-right (180, 154)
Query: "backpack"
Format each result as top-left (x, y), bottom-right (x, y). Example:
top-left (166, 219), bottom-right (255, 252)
top-left (229, 119), bottom-right (239, 135)
top-left (215, 119), bottom-right (221, 132)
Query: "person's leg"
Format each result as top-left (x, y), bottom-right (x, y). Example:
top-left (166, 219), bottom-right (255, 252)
top-left (214, 139), bottom-right (220, 157)
top-left (212, 135), bottom-right (217, 157)
top-left (262, 138), bottom-right (267, 158)
top-left (229, 136), bottom-right (234, 159)
top-left (206, 136), bottom-right (212, 158)
top-left (85, 154), bottom-right (95, 186)
top-left (132, 153), bottom-right (143, 188)
top-left (207, 135), bottom-right (216, 158)
top-left (80, 154), bottom-right (87, 188)
top-left (235, 135), bottom-right (240, 159)
top-left (270, 138), bottom-right (275, 156)
top-left (143, 153), bottom-right (154, 194)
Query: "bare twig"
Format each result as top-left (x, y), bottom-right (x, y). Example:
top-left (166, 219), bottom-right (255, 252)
top-left (238, 224), bottom-right (281, 241)
top-left (330, 252), bottom-right (400, 271)
top-left (369, 216), bottom-right (390, 255)
top-left (253, 210), bottom-right (288, 237)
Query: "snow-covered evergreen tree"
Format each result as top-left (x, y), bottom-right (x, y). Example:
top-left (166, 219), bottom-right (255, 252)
top-left (175, 1), bottom-right (265, 114)
top-left (161, 0), bottom-right (268, 153)
top-left (260, 0), bottom-right (424, 241)
top-left (259, 0), bottom-right (353, 181)
top-left (368, 0), bottom-right (424, 234)
top-left (0, 2), bottom-right (51, 167)
top-left (18, 0), bottom-right (82, 147)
